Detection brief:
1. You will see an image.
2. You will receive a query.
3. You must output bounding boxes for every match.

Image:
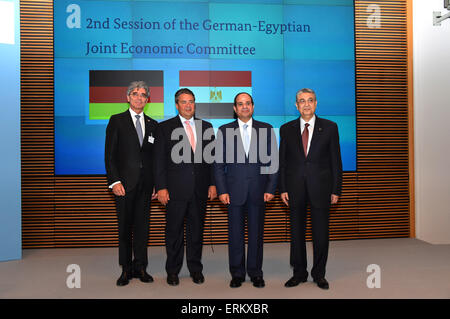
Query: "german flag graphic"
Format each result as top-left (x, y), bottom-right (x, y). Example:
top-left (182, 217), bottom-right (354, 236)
top-left (179, 70), bottom-right (252, 119)
top-left (89, 70), bottom-right (164, 120)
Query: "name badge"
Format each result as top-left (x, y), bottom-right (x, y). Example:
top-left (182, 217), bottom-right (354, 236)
top-left (148, 136), bottom-right (155, 144)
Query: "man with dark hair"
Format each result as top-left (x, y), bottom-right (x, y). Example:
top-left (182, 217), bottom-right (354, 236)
top-left (280, 88), bottom-right (342, 290)
top-left (215, 92), bottom-right (278, 288)
top-left (154, 88), bottom-right (217, 286)
top-left (105, 81), bottom-right (158, 286)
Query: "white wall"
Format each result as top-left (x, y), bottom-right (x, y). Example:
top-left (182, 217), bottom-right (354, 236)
top-left (413, 0), bottom-right (450, 244)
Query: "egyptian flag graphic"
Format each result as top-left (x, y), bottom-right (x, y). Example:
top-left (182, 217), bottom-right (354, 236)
top-left (179, 70), bottom-right (252, 119)
top-left (89, 70), bottom-right (164, 120)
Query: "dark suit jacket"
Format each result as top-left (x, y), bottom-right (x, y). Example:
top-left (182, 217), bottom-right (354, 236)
top-left (279, 116), bottom-right (342, 208)
top-left (153, 116), bottom-right (215, 201)
top-left (214, 119), bottom-right (278, 206)
top-left (105, 110), bottom-right (158, 192)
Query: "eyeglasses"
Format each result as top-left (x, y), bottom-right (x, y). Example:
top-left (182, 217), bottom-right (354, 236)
top-left (297, 98), bottom-right (315, 104)
top-left (130, 92), bottom-right (148, 99)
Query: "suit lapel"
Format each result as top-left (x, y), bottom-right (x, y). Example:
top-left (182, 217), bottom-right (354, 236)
top-left (232, 120), bottom-right (246, 155)
top-left (194, 118), bottom-right (203, 153)
top-left (174, 115), bottom-right (184, 130)
top-left (124, 110), bottom-right (141, 148)
top-left (291, 118), bottom-right (305, 158)
top-left (249, 119), bottom-right (259, 158)
top-left (143, 114), bottom-right (156, 143)
top-left (308, 116), bottom-right (322, 156)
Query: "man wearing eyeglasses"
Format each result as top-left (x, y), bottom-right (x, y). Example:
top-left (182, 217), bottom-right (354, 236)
top-left (105, 81), bottom-right (158, 286)
top-left (279, 88), bottom-right (342, 290)
top-left (214, 92), bottom-right (278, 288)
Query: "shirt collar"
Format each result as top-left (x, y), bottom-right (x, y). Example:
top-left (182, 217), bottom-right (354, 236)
top-left (300, 115), bottom-right (316, 128)
top-left (129, 108), bottom-right (143, 118)
top-left (237, 117), bottom-right (253, 129)
top-left (179, 115), bottom-right (195, 126)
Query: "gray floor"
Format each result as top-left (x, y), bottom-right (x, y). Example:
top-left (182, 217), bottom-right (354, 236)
top-left (0, 238), bottom-right (449, 299)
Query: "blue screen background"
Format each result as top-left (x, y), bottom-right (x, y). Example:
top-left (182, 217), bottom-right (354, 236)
top-left (54, 0), bottom-right (356, 174)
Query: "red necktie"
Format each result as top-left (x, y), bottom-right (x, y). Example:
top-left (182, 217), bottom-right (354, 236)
top-left (302, 123), bottom-right (309, 156)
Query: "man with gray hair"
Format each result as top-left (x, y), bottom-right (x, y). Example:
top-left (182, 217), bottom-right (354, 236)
top-left (105, 81), bottom-right (158, 286)
top-left (279, 88), bottom-right (342, 290)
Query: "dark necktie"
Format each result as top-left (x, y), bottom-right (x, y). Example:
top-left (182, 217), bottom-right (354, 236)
top-left (135, 114), bottom-right (143, 146)
top-left (302, 123), bottom-right (309, 156)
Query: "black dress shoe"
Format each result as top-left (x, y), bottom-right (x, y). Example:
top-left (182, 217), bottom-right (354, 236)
top-left (250, 276), bottom-right (265, 288)
top-left (229, 277), bottom-right (245, 288)
top-left (167, 274), bottom-right (179, 286)
top-left (133, 269), bottom-right (154, 283)
top-left (116, 271), bottom-right (131, 286)
top-left (284, 276), bottom-right (307, 287)
top-left (314, 278), bottom-right (329, 290)
top-left (190, 272), bottom-right (205, 284)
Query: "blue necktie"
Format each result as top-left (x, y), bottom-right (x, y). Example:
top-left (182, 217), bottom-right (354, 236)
top-left (135, 114), bottom-right (143, 146)
top-left (243, 123), bottom-right (250, 155)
